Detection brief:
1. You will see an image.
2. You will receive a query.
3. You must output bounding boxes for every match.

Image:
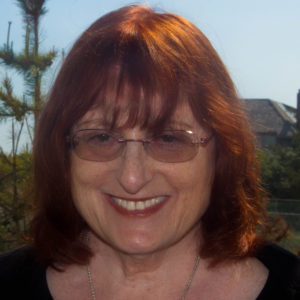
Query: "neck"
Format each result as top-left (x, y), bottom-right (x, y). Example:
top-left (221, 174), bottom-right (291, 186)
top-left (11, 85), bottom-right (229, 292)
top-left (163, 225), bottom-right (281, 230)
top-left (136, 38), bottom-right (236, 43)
top-left (87, 227), bottom-right (203, 279)
top-left (83, 228), bottom-right (207, 300)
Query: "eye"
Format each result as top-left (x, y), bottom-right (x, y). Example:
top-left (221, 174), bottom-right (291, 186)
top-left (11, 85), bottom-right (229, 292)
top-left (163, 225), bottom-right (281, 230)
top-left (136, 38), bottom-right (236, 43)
top-left (153, 131), bottom-right (191, 145)
top-left (88, 133), bottom-right (110, 143)
top-left (159, 134), bottom-right (177, 143)
top-left (81, 130), bottom-right (116, 147)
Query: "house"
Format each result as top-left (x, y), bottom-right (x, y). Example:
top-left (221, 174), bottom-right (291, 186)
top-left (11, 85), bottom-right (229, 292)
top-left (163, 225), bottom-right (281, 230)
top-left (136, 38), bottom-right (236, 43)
top-left (243, 92), bottom-right (299, 148)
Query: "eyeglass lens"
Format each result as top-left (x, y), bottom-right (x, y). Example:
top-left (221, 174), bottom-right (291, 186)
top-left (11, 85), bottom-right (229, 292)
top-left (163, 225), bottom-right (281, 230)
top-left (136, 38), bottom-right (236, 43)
top-left (71, 129), bottom-right (207, 163)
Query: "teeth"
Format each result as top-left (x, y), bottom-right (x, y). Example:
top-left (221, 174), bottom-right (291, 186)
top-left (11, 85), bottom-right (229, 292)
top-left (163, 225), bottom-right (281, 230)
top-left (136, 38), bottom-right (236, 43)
top-left (127, 201), bottom-right (135, 210)
top-left (136, 201), bottom-right (144, 210)
top-left (111, 196), bottom-right (165, 211)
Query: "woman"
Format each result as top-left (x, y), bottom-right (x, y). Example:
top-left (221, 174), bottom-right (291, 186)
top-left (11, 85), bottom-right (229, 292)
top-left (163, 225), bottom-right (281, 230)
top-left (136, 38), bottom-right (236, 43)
top-left (1, 5), bottom-right (299, 299)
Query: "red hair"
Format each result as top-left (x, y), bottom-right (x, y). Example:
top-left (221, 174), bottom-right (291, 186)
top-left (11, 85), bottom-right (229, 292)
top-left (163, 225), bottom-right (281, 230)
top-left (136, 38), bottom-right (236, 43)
top-left (31, 5), bottom-right (267, 266)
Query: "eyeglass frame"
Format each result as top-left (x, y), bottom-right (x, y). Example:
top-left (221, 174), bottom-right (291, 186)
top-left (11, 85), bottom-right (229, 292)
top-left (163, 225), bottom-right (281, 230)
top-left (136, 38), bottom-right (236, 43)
top-left (67, 128), bottom-right (213, 163)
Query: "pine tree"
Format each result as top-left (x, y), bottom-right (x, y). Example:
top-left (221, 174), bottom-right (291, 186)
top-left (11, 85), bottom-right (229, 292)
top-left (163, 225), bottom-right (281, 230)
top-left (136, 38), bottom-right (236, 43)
top-left (0, 0), bottom-right (56, 251)
top-left (0, 0), bottom-right (56, 128)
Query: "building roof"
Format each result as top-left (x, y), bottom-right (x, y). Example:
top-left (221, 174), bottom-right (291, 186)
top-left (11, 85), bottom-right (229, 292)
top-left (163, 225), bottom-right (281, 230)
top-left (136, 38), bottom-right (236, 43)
top-left (243, 99), bottom-right (297, 138)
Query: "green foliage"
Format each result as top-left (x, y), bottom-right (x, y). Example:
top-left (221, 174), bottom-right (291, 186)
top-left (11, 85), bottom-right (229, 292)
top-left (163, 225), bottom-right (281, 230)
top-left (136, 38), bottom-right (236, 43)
top-left (0, 0), bottom-right (55, 251)
top-left (0, 0), bottom-right (56, 127)
top-left (259, 131), bottom-right (300, 199)
top-left (0, 77), bottom-right (30, 121)
top-left (1, 51), bottom-right (56, 73)
top-left (259, 132), bottom-right (300, 253)
top-left (16, 0), bottom-right (47, 22)
top-left (0, 151), bottom-right (33, 252)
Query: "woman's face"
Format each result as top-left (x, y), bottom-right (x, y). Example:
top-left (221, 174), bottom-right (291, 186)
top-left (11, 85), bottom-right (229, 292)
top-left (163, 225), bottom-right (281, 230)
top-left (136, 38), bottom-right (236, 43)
top-left (70, 103), bottom-right (215, 255)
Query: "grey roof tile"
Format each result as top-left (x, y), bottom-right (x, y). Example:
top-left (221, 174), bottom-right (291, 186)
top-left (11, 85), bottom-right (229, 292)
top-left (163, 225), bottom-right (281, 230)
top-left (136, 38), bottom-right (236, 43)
top-left (243, 99), bottom-right (297, 138)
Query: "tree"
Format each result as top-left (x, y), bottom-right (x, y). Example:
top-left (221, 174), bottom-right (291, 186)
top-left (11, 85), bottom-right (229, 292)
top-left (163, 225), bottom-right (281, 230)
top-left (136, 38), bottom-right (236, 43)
top-left (0, 0), bottom-right (56, 251)
top-left (259, 131), bottom-right (300, 254)
top-left (0, 0), bottom-right (56, 129)
top-left (259, 131), bottom-right (300, 199)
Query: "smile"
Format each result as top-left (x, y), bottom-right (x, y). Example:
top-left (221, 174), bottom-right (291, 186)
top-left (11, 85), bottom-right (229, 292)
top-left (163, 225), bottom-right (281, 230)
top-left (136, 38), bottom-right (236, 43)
top-left (111, 196), bottom-right (166, 211)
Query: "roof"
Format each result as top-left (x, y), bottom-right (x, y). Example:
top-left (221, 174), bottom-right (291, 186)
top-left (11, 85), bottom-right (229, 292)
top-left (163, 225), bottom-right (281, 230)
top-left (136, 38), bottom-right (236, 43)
top-left (243, 99), bottom-right (297, 138)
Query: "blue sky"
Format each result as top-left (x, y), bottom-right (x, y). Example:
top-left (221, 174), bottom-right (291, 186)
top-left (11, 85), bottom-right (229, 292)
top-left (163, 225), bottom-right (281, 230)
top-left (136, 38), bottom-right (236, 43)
top-left (0, 0), bottom-right (300, 150)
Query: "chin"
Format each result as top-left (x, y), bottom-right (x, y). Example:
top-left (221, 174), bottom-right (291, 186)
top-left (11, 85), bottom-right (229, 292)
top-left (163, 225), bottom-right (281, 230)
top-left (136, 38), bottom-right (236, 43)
top-left (104, 229), bottom-right (172, 256)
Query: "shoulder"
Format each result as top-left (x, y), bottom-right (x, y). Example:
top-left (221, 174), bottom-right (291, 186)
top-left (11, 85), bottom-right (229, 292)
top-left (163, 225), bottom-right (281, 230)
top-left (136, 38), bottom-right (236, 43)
top-left (0, 245), bottom-right (34, 267)
top-left (256, 244), bottom-right (300, 299)
top-left (0, 245), bottom-right (38, 279)
top-left (257, 244), bottom-right (300, 280)
top-left (0, 245), bottom-right (52, 299)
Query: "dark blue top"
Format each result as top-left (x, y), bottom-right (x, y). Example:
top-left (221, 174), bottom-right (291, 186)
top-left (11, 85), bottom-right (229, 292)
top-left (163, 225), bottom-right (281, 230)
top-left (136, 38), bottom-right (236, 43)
top-left (0, 244), bottom-right (299, 299)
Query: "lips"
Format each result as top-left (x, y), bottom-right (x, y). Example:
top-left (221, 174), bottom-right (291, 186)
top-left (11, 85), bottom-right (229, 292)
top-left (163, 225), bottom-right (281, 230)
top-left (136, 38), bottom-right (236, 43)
top-left (107, 195), bottom-right (168, 216)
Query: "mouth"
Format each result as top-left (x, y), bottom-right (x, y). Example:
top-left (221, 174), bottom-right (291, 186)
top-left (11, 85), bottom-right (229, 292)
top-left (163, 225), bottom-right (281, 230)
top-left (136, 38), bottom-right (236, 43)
top-left (107, 195), bottom-right (168, 216)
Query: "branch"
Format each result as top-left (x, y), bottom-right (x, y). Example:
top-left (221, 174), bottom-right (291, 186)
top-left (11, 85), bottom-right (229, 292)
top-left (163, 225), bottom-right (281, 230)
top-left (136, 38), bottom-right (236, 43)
top-left (0, 109), bottom-right (15, 121)
top-left (25, 116), bottom-right (33, 144)
top-left (0, 171), bottom-right (13, 183)
top-left (0, 77), bottom-right (31, 121)
top-left (0, 147), bottom-right (12, 166)
top-left (14, 120), bottom-right (25, 155)
top-left (0, 48), bottom-right (14, 65)
top-left (12, 50), bottom-right (56, 72)
top-left (0, 199), bottom-right (13, 214)
top-left (16, 0), bottom-right (48, 21)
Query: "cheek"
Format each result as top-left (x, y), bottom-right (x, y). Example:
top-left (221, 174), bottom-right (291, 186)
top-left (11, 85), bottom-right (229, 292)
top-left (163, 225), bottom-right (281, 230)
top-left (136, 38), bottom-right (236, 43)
top-left (70, 153), bottom-right (109, 187)
top-left (70, 159), bottom-right (107, 220)
top-left (168, 154), bottom-right (215, 194)
top-left (70, 158), bottom-right (103, 208)
top-left (169, 150), bottom-right (215, 220)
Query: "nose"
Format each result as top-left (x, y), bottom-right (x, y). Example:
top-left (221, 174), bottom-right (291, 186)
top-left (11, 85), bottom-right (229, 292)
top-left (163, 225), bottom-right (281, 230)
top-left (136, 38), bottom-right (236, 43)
top-left (116, 142), bottom-right (153, 194)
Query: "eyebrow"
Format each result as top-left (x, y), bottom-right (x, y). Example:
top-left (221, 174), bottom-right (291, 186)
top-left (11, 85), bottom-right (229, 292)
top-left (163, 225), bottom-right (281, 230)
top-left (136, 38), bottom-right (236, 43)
top-left (75, 114), bottom-right (200, 135)
top-left (165, 120), bottom-right (195, 130)
top-left (76, 118), bottom-right (110, 129)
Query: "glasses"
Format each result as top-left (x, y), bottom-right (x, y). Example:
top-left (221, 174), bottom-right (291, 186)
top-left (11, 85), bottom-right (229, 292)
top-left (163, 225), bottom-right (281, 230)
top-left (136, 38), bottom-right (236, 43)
top-left (68, 129), bottom-right (212, 163)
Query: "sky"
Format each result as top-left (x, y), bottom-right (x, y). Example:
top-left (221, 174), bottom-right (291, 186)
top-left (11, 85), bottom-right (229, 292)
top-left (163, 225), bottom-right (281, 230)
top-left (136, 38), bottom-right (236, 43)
top-left (0, 0), bottom-right (300, 151)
